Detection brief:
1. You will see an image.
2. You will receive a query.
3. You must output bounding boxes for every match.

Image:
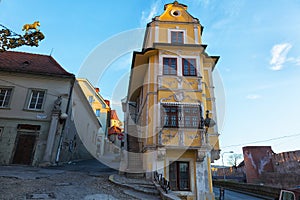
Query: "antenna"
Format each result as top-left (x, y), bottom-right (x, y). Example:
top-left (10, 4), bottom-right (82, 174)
top-left (49, 48), bottom-right (54, 56)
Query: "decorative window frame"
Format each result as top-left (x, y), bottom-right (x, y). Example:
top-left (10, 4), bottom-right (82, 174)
top-left (24, 88), bottom-right (47, 111)
top-left (168, 29), bottom-right (187, 44)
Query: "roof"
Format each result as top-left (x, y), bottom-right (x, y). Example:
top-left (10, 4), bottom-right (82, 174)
top-left (0, 51), bottom-right (74, 78)
top-left (110, 110), bottom-right (120, 121)
top-left (108, 126), bottom-right (122, 135)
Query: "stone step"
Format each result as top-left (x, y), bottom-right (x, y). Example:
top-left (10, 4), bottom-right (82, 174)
top-left (123, 189), bottom-right (161, 200)
top-left (109, 175), bottom-right (160, 196)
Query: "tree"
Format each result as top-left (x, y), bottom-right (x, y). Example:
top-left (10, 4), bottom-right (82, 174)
top-left (227, 153), bottom-right (243, 168)
top-left (0, 24), bottom-right (44, 52)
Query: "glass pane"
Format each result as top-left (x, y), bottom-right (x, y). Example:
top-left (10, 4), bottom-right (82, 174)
top-left (95, 109), bottom-right (100, 117)
top-left (179, 162), bottom-right (189, 190)
top-left (280, 191), bottom-right (295, 200)
top-left (178, 32), bottom-right (183, 43)
top-left (3, 96), bottom-right (10, 106)
top-left (169, 162), bottom-right (178, 190)
top-left (171, 32), bottom-right (176, 43)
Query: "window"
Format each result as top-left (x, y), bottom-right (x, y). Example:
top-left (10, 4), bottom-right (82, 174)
top-left (163, 58), bottom-right (177, 75)
top-left (0, 88), bottom-right (12, 108)
top-left (183, 107), bottom-right (200, 128)
top-left (162, 106), bottom-right (179, 128)
top-left (169, 161), bottom-right (190, 191)
top-left (95, 109), bottom-right (100, 117)
top-left (28, 90), bottom-right (45, 110)
top-left (88, 96), bottom-right (93, 104)
top-left (162, 105), bottom-right (201, 128)
top-left (171, 31), bottom-right (184, 44)
top-left (182, 58), bottom-right (197, 76)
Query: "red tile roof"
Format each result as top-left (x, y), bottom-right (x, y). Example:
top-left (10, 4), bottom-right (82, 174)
top-left (0, 51), bottom-right (74, 77)
top-left (108, 126), bottom-right (122, 135)
top-left (110, 110), bottom-right (120, 121)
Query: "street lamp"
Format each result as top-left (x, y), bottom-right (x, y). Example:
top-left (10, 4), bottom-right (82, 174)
top-left (221, 151), bottom-right (234, 180)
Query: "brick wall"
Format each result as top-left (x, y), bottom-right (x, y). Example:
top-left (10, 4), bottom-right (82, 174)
top-left (242, 146), bottom-right (300, 188)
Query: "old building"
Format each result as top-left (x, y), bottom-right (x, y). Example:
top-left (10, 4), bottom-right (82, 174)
top-left (123, 1), bottom-right (220, 199)
top-left (0, 51), bottom-right (76, 166)
top-left (108, 110), bottom-right (123, 145)
top-left (243, 146), bottom-right (300, 188)
top-left (75, 78), bottom-right (110, 157)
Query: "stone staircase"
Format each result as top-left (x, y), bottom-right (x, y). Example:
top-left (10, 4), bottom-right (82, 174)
top-left (126, 124), bottom-right (145, 178)
top-left (109, 174), bottom-right (161, 200)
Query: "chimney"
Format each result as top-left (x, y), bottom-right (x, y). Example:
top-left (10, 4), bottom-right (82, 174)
top-left (104, 100), bottom-right (110, 107)
top-left (95, 88), bottom-right (100, 93)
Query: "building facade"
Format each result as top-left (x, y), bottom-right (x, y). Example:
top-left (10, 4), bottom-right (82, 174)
top-left (0, 51), bottom-right (76, 166)
top-left (74, 78), bottom-right (110, 157)
top-left (123, 2), bottom-right (220, 199)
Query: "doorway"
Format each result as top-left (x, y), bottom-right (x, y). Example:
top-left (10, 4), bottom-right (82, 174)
top-left (12, 133), bottom-right (37, 165)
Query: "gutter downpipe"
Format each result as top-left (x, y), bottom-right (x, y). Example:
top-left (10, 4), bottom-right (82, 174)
top-left (55, 77), bottom-right (75, 164)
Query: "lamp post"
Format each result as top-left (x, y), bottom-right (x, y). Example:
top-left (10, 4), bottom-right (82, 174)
top-left (221, 151), bottom-right (234, 180)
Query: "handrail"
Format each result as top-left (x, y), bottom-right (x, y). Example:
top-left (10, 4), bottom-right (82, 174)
top-left (154, 171), bottom-right (170, 193)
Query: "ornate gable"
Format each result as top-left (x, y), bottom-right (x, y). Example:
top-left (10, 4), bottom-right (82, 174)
top-left (158, 1), bottom-right (196, 22)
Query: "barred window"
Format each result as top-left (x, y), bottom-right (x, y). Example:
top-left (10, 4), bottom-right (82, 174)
top-left (162, 105), bottom-right (201, 128)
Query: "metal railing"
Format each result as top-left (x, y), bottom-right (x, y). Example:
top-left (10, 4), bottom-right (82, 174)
top-left (154, 171), bottom-right (170, 193)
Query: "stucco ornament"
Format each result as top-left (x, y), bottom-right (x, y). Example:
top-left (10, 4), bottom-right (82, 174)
top-left (53, 96), bottom-right (62, 111)
top-left (197, 149), bottom-right (206, 162)
top-left (174, 91), bottom-right (184, 102)
top-left (157, 148), bottom-right (166, 161)
top-left (22, 21), bottom-right (40, 32)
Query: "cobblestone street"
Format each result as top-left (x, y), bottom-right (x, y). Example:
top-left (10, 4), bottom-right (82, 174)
top-left (0, 159), bottom-right (138, 200)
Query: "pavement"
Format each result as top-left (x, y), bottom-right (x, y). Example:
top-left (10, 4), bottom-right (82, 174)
top-left (0, 159), bottom-right (164, 199)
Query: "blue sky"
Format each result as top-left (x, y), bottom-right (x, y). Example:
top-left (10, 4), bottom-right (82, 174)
top-left (1, 0), bottom-right (300, 165)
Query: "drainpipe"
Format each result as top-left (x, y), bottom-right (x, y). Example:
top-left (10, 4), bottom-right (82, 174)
top-left (55, 77), bottom-right (75, 163)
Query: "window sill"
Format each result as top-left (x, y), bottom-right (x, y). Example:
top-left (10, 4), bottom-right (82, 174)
top-left (23, 108), bottom-right (45, 113)
top-left (183, 75), bottom-right (197, 77)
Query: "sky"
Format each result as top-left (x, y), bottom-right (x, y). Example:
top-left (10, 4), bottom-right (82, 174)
top-left (1, 0), bottom-right (300, 165)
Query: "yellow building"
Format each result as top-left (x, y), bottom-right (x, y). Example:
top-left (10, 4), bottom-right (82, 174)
top-left (76, 78), bottom-right (110, 156)
top-left (123, 1), bottom-right (220, 199)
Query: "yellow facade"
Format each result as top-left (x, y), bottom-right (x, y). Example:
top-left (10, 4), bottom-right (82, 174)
top-left (77, 78), bottom-right (110, 136)
top-left (125, 2), bottom-right (220, 199)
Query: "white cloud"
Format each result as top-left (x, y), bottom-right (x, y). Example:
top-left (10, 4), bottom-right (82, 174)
top-left (287, 57), bottom-right (300, 66)
top-left (270, 43), bottom-right (292, 71)
top-left (246, 94), bottom-right (261, 100)
top-left (140, 1), bottom-right (160, 27)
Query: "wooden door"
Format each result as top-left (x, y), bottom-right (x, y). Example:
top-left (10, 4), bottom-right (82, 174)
top-left (12, 134), bottom-right (36, 165)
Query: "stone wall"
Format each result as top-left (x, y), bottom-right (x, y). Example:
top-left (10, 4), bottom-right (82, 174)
top-left (242, 146), bottom-right (300, 188)
top-left (272, 150), bottom-right (300, 174)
